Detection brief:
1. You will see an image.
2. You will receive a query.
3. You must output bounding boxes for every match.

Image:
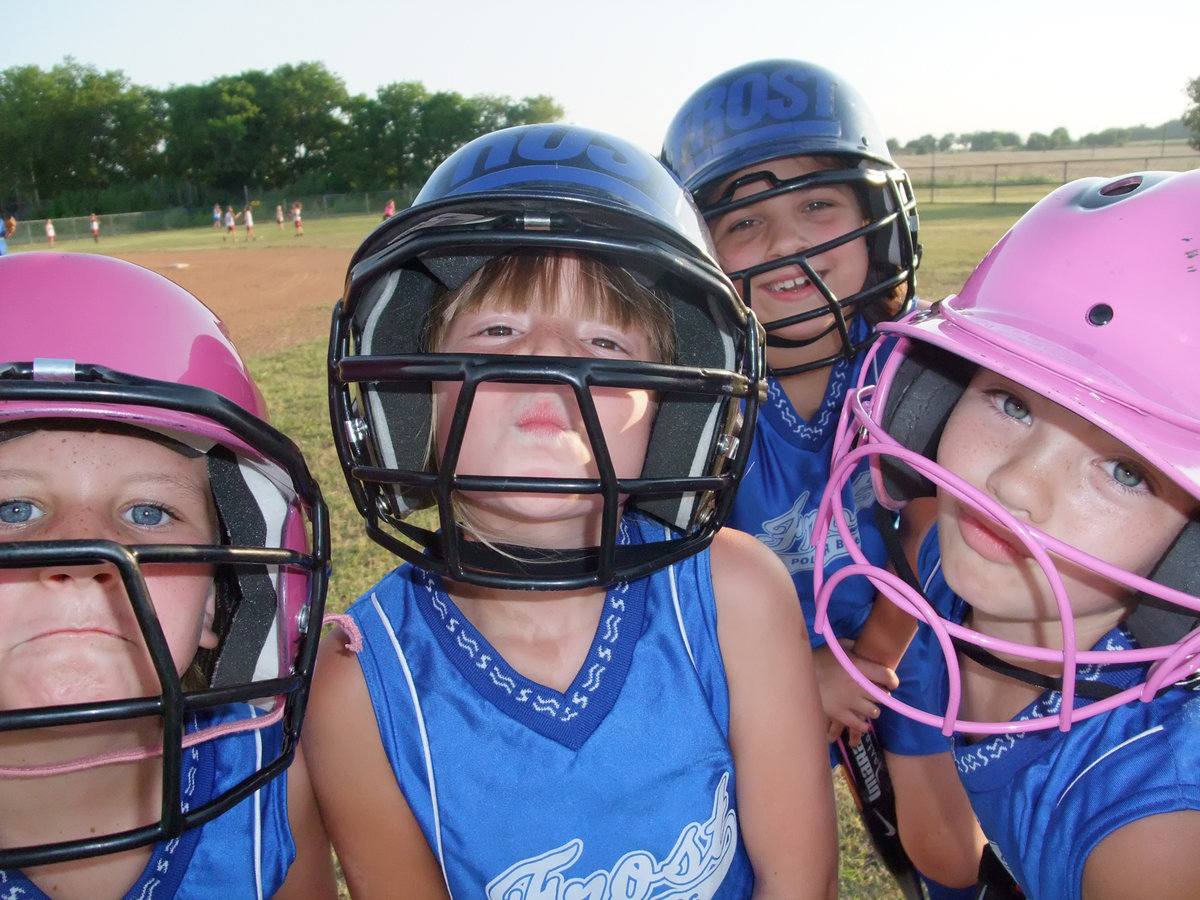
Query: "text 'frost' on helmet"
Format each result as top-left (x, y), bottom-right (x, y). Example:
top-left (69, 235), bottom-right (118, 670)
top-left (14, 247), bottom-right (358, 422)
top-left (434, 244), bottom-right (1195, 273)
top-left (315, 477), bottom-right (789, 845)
top-left (660, 60), bottom-right (921, 372)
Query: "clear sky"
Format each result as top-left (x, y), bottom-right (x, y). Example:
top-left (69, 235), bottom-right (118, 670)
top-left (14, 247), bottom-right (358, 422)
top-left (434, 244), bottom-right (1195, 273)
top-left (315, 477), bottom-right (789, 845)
top-left (7, 0), bottom-right (1196, 153)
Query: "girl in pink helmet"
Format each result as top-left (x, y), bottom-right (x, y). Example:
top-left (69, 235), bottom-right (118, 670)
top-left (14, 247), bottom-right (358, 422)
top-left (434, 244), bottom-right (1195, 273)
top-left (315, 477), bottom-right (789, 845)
top-left (813, 169), bottom-right (1200, 899)
top-left (0, 253), bottom-right (336, 898)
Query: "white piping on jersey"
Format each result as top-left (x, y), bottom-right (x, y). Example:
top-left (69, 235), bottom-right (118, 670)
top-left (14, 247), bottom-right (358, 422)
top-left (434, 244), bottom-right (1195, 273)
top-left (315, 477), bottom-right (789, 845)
top-left (369, 593), bottom-right (455, 897)
top-left (668, 551), bottom-right (698, 674)
top-left (922, 556), bottom-right (942, 595)
top-left (253, 717), bottom-right (264, 900)
top-left (1056, 725), bottom-right (1164, 808)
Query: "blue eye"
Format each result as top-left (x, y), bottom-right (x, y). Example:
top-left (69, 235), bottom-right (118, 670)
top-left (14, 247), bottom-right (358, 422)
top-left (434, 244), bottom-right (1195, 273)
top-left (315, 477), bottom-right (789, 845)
top-left (0, 500), bottom-right (41, 524)
top-left (1108, 460), bottom-right (1147, 491)
top-left (1000, 393), bottom-right (1031, 422)
top-left (124, 504), bottom-right (172, 527)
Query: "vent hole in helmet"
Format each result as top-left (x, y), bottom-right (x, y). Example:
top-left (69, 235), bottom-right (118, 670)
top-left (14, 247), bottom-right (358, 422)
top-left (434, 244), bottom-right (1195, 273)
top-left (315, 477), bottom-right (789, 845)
top-left (1100, 176), bottom-right (1142, 197)
top-left (1087, 303), bottom-right (1114, 326)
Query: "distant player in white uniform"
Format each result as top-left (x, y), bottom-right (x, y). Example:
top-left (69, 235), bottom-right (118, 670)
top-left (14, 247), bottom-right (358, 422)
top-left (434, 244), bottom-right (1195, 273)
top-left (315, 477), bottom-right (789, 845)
top-left (813, 169), bottom-right (1200, 900)
top-left (0, 253), bottom-right (336, 898)
top-left (307, 123), bottom-right (838, 899)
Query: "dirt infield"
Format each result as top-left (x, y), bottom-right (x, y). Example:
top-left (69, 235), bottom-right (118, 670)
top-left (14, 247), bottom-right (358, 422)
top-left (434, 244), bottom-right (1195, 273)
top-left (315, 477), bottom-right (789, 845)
top-left (118, 248), bottom-right (351, 358)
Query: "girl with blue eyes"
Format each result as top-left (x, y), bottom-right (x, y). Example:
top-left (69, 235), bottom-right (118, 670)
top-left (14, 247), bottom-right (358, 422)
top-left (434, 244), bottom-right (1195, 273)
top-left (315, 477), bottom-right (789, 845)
top-left (0, 427), bottom-right (221, 713)
top-left (812, 170), bottom-right (1200, 899)
top-left (0, 252), bottom-right (335, 900)
top-left (312, 124), bottom-right (839, 899)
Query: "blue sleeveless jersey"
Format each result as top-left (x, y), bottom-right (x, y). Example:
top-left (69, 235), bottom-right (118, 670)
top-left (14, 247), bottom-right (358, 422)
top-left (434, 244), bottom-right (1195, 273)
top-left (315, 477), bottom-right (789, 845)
top-left (346, 514), bottom-right (755, 898)
top-left (893, 526), bottom-right (1200, 899)
top-left (0, 705), bottom-right (296, 899)
top-left (726, 314), bottom-right (891, 650)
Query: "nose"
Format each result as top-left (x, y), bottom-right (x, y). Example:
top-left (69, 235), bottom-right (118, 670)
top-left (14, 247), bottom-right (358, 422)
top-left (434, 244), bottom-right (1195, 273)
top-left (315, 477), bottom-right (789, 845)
top-left (984, 435), bottom-right (1062, 526)
top-left (40, 560), bottom-right (120, 588)
top-left (522, 322), bottom-right (576, 357)
top-left (34, 506), bottom-right (126, 586)
top-left (766, 217), bottom-right (813, 262)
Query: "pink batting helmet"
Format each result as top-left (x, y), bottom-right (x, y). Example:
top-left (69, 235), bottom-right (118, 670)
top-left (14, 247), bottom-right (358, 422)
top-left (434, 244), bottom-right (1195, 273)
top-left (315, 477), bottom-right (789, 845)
top-left (813, 170), bottom-right (1200, 734)
top-left (0, 252), bottom-right (329, 866)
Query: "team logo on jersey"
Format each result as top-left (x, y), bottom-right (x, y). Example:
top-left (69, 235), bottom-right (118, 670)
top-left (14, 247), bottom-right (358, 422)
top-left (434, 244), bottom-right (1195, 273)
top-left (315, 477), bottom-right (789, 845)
top-left (486, 773), bottom-right (737, 899)
top-left (757, 470), bottom-right (874, 574)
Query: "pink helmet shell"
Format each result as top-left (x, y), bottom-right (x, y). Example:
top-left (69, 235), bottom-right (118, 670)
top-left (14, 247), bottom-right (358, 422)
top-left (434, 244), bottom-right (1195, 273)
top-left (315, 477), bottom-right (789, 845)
top-left (0, 252), bottom-right (265, 445)
top-left (0, 252), bottom-right (328, 866)
top-left (878, 169), bottom-right (1200, 509)
top-left (813, 170), bottom-right (1200, 734)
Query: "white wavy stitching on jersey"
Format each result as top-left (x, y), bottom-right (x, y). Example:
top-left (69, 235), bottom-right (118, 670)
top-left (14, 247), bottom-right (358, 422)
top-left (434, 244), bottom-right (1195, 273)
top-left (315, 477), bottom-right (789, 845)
top-left (420, 572), bottom-right (624, 724)
top-left (768, 356), bottom-right (850, 442)
top-left (485, 772), bottom-right (738, 899)
top-left (455, 630), bottom-right (480, 657)
top-left (955, 732), bottom-right (1018, 774)
top-left (956, 629), bottom-right (1142, 775)
top-left (756, 469), bottom-right (874, 574)
top-left (956, 634), bottom-right (1131, 774)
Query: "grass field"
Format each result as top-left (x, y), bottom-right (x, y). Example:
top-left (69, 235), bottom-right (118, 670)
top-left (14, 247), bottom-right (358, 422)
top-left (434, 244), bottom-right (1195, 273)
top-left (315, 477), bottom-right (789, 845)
top-left (21, 199), bottom-right (1036, 897)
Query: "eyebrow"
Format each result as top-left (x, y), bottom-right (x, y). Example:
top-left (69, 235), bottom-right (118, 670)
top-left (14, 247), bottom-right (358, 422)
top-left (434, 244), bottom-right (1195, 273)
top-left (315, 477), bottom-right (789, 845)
top-left (0, 469), bottom-right (211, 503)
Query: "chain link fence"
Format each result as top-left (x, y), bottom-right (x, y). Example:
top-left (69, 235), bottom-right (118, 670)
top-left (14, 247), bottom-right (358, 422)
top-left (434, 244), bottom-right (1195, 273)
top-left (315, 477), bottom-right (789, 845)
top-left (2, 189), bottom-right (415, 248)
top-left (6, 147), bottom-right (1199, 247)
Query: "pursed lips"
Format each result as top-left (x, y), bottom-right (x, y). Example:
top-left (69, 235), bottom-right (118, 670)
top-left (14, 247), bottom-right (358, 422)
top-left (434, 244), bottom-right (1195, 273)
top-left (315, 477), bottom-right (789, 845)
top-left (516, 401), bottom-right (572, 435)
top-left (956, 506), bottom-right (1025, 564)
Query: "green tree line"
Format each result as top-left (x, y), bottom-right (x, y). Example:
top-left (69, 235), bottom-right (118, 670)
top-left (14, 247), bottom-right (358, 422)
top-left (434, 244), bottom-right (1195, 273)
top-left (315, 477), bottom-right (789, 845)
top-left (0, 58), bottom-right (562, 215)
top-left (888, 119), bottom-right (1191, 156)
top-left (887, 73), bottom-right (1200, 156)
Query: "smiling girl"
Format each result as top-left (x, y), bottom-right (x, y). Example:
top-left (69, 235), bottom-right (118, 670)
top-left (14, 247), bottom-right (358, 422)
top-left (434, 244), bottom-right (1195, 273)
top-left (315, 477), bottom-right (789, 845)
top-left (662, 59), bottom-right (925, 748)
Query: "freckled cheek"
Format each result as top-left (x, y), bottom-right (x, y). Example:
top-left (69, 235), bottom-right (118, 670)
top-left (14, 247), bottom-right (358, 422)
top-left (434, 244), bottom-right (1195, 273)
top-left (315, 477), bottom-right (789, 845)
top-left (144, 566), bottom-right (218, 667)
top-left (934, 422), bottom-right (979, 486)
top-left (1104, 520), bottom-right (1184, 579)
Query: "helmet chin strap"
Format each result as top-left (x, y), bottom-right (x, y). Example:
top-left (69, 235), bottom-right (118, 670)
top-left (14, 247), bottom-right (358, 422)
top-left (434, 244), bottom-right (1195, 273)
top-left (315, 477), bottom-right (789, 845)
top-left (949, 637), bottom-right (1123, 702)
top-left (870, 506), bottom-right (1129, 707)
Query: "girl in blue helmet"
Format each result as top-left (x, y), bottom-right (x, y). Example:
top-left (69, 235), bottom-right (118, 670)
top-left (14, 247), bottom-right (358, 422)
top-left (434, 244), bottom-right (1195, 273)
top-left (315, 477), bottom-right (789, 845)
top-left (306, 123), bottom-right (838, 898)
top-left (664, 59), bottom-right (982, 900)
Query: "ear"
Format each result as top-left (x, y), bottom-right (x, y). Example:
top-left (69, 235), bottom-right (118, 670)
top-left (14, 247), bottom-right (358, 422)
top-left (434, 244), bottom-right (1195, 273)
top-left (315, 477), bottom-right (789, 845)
top-left (198, 582), bottom-right (220, 650)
